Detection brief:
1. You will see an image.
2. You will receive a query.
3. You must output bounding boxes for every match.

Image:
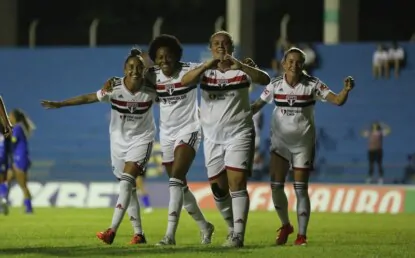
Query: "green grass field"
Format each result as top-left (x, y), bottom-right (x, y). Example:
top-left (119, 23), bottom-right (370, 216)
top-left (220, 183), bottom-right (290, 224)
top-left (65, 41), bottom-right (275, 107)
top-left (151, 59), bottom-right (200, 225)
top-left (0, 208), bottom-right (414, 257)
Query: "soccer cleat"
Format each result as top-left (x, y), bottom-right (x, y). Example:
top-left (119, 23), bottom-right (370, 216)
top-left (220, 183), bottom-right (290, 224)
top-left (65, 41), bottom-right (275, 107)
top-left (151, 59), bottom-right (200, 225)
top-left (96, 228), bottom-right (116, 245)
top-left (155, 235), bottom-right (176, 246)
top-left (222, 233), bottom-right (244, 248)
top-left (200, 222), bottom-right (215, 244)
top-left (130, 233), bottom-right (147, 244)
top-left (294, 234), bottom-right (307, 246)
top-left (222, 231), bottom-right (234, 246)
top-left (276, 224), bottom-right (294, 245)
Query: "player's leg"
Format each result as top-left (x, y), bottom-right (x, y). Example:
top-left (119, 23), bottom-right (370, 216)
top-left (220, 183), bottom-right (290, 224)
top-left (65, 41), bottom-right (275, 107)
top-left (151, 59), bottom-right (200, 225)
top-left (175, 132), bottom-right (213, 244)
top-left (97, 142), bottom-right (152, 245)
top-left (223, 134), bottom-right (254, 248)
top-left (205, 138), bottom-right (234, 244)
top-left (367, 150), bottom-right (375, 183)
top-left (12, 160), bottom-right (32, 213)
top-left (291, 146), bottom-right (314, 246)
top-left (376, 150), bottom-right (384, 184)
top-left (270, 149), bottom-right (293, 245)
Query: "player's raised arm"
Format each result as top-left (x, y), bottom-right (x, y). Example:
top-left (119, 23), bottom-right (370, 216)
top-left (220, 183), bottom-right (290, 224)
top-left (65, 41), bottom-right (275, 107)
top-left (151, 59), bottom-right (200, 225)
top-left (224, 54), bottom-right (271, 85)
top-left (181, 59), bottom-right (219, 86)
top-left (0, 95), bottom-right (13, 137)
top-left (321, 76), bottom-right (355, 106)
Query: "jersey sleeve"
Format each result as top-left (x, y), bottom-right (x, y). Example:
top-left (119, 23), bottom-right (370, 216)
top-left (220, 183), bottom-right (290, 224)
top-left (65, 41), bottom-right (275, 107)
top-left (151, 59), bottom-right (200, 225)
top-left (260, 83), bottom-right (274, 104)
top-left (96, 88), bottom-right (112, 103)
top-left (314, 79), bottom-right (333, 100)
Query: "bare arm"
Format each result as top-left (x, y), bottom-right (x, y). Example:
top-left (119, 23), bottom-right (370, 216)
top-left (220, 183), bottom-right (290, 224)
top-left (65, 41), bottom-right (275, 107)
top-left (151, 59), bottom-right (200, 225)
top-left (41, 93), bottom-right (99, 109)
top-left (251, 98), bottom-right (267, 115)
top-left (182, 59), bottom-right (221, 86)
top-left (324, 88), bottom-right (351, 106)
top-left (324, 76), bottom-right (354, 106)
top-left (240, 63), bottom-right (271, 85)
top-left (0, 96), bottom-right (12, 127)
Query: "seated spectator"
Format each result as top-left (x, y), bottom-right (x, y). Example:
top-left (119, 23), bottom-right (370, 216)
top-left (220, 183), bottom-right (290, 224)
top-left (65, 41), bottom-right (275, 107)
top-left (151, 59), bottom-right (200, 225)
top-left (372, 44), bottom-right (389, 79)
top-left (387, 42), bottom-right (405, 78)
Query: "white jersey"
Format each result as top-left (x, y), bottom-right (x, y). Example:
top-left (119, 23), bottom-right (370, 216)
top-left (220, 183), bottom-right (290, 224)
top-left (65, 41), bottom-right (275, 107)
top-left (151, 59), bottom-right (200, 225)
top-left (260, 74), bottom-right (332, 146)
top-left (96, 77), bottom-right (157, 144)
top-left (147, 62), bottom-right (200, 138)
top-left (200, 69), bottom-right (254, 144)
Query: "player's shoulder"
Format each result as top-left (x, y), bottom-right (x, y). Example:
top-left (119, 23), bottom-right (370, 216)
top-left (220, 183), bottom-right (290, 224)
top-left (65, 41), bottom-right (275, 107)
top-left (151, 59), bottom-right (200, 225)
top-left (301, 73), bottom-right (320, 86)
top-left (270, 75), bottom-right (283, 85)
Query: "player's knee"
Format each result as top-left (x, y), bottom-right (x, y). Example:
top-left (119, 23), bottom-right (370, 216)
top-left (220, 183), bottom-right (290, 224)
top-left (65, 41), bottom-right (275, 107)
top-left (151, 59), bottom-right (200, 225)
top-left (124, 162), bottom-right (143, 177)
top-left (120, 173), bottom-right (136, 189)
top-left (210, 182), bottom-right (228, 198)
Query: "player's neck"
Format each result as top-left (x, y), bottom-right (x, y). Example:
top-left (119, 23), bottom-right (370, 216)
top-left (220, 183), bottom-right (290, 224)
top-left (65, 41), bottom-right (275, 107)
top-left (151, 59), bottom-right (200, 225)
top-left (125, 79), bottom-right (143, 93)
top-left (284, 74), bottom-right (301, 86)
top-left (217, 60), bottom-right (231, 72)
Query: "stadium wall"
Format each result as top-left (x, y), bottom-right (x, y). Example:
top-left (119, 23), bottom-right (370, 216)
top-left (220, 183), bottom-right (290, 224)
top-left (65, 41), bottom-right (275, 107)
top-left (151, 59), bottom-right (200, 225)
top-left (0, 43), bottom-right (414, 184)
top-left (8, 182), bottom-right (415, 214)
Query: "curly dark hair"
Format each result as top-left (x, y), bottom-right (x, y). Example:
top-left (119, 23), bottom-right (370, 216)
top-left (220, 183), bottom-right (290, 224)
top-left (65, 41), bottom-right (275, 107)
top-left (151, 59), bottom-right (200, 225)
top-left (148, 34), bottom-right (183, 62)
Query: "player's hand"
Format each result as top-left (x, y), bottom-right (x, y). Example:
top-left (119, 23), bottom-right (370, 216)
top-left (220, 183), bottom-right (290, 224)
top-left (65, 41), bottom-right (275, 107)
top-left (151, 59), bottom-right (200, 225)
top-left (3, 124), bottom-right (12, 138)
top-left (40, 100), bottom-right (62, 109)
top-left (224, 54), bottom-right (243, 70)
top-left (102, 78), bottom-right (116, 93)
top-left (202, 58), bottom-right (220, 70)
top-left (344, 76), bottom-right (355, 91)
top-left (243, 58), bottom-right (258, 68)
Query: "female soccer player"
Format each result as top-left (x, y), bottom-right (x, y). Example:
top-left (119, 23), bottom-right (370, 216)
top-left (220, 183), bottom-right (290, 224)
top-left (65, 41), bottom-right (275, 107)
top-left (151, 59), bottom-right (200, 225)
top-left (146, 34), bottom-right (214, 245)
top-left (7, 109), bottom-right (35, 214)
top-left (181, 31), bottom-right (271, 248)
top-left (251, 47), bottom-right (354, 246)
top-left (41, 48), bottom-right (156, 245)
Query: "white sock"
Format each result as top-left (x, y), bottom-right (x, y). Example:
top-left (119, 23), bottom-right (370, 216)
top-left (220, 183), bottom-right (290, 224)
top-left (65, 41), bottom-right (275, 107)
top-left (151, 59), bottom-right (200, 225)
top-left (230, 190), bottom-right (249, 241)
top-left (110, 173), bottom-right (135, 232)
top-left (183, 185), bottom-right (209, 230)
top-left (166, 178), bottom-right (184, 238)
top-left (127, 188), bottom-right (143, 235)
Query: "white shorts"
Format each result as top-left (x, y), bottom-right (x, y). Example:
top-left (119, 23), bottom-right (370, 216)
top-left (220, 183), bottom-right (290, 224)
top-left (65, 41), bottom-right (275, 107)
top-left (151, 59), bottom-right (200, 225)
top-left (270, 135), bottom-right (315, 170)
top-left (160, 131), bottom-right (201, 165)
top-left (110, 140), bottom-right (154, 179)
top-left (204, 133), bottom-right (255, 180)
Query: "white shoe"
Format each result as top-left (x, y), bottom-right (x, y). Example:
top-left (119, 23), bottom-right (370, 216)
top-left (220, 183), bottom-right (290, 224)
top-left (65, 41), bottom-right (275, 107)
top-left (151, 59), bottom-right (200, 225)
top-left (200, 222), bottom-right (215, 244)
top-left (222, 233), bottom-right (243, 248)
top-left (155, 235), bottom-right (176, 246)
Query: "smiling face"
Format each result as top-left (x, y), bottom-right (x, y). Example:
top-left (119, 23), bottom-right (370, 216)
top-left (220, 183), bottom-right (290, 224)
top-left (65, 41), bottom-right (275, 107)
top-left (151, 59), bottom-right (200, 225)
top-left (155, 46), bottom-right (178, 77)
top-left (124, 56), bottom-right (145, 86)
top-left (210, 33), bottom-right (233, 60)
top-left (282, 51), bottom-right (305, 77)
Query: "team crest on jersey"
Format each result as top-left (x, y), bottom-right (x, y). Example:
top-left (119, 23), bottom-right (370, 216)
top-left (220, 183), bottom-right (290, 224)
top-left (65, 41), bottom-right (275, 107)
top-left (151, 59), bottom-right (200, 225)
top-left (286, 94), bottom-right (297, 106)
top-left (217, 79), bottom-right (228, 88)
top-left (166, 84), bottom-right (175, 95)
top-left (127, 102), bottom-right (139, 113)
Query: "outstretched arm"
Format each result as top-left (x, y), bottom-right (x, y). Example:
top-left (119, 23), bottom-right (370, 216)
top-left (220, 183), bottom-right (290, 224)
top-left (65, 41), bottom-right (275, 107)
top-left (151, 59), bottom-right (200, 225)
top-left (41, 93), bottom-right (99, 109)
